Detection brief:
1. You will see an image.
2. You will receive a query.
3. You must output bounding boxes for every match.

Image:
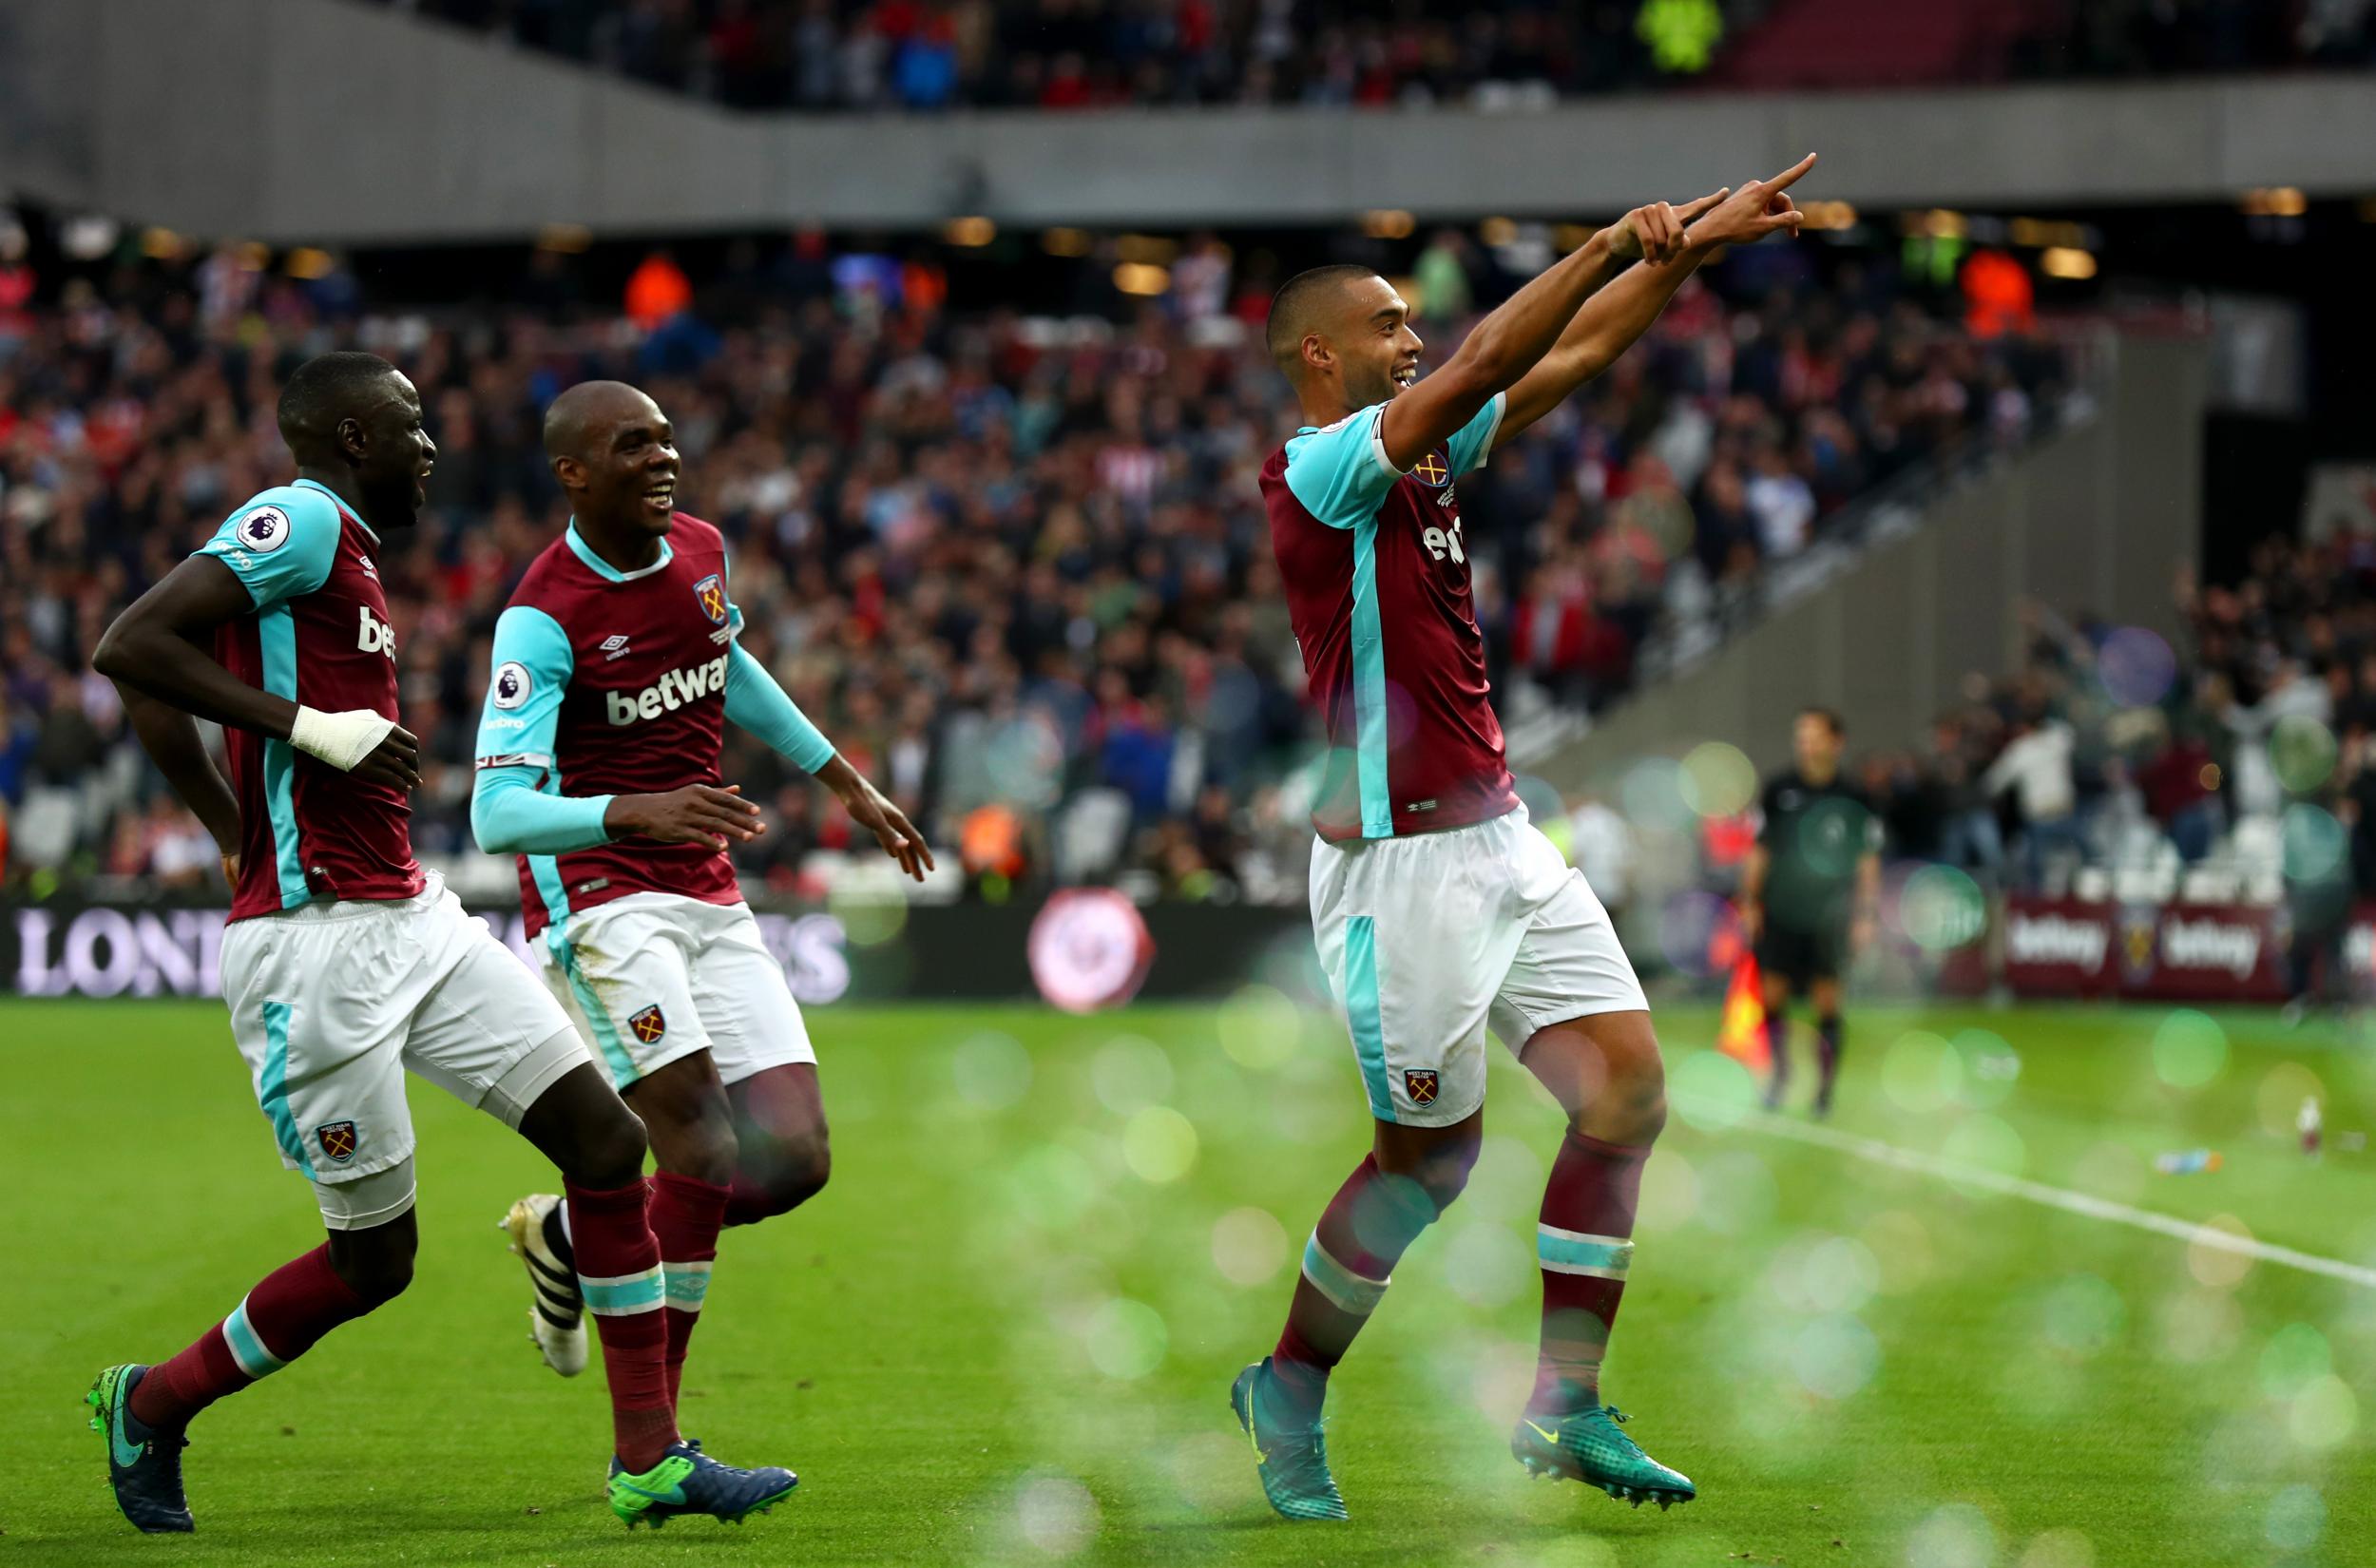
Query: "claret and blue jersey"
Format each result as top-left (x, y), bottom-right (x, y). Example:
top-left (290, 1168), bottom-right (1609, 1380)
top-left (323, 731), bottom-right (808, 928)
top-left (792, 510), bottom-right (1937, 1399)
top-left (472, 512), bottom-right (833, 940)
top-left (1261, 392), bottom-right (1520, 841)
top-left (198, 480), bottom-right (424, 921)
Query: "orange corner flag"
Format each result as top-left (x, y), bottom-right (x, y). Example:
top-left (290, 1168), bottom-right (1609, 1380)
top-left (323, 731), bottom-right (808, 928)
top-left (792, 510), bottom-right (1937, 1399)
top-left (1718, 952), bottom-right (1769, 1071)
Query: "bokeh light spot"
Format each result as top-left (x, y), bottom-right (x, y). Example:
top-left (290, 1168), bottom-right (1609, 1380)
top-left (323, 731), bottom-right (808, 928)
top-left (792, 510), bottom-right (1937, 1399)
top-left (2098, 627), bottom-right (2176, 707)
top-left (1210, 1206), bottom-right (1289, 1288)
top-left (1679, 741), bottom-right (1758, 818)
top-left (2151, 1010), bottom-right (2227, 1089)
top-left (951, 1032), bottom-right (1032, 1111)
top-left (1882, 1031), bottom-right (1961, 1114)
top-left (1091, 1034), bottom-right (1174, 1115)
top-left (1085, 1298), bottom-right (1168, 1380)
top-left (1014, 1473), bottom-right (1098, 1557)
top-left (1903, 866), bottom-right (1987, 951)
top-left (1907, 1501), bottom-right (1997, 1568)
top-left (2289, 1375), bottom-right (2357, 1449)
top-left (2264, 1485), bottom-right (2325, 1551)
top-left (1670, 1049), bottom-right (1756, 1131)
top-left (1217, 985), bottom-right (1301, 1072)
top-left (1793, 1314), bottom-right (1880, 1400)
top-left (1121, 1106), bottom-right (1198, 1183)
top-left (2271, 716), bottom-right (2338, 794)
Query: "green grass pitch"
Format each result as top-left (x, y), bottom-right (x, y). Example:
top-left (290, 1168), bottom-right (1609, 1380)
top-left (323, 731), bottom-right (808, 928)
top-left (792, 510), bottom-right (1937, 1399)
top-left (4, 995), bottom-right (2372, 1567)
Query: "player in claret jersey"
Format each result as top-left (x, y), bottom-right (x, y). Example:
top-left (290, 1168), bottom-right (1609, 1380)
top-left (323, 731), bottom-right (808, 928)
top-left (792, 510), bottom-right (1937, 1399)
top-left (1230, 161), bottom-right (1818, 1522)
top-left (472, 381), bottom-right (929, 1427)
top-left (86, 354), bottom-right (795, 1535)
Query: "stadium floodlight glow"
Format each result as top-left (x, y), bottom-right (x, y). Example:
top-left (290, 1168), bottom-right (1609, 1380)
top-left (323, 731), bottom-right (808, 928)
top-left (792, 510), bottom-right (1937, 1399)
top-left (61, 216), bottom-right (119, 260)
top-left (2242, 186), bottom-right (2308, 217)
top-left (2040, 246), bottom-right (2097, 279)
top-left (1115, 234), bottom-right (1178, 265)
top-left (1112, 261), bottom-right (1171, 296)
top-left (1797, 200), bottom-right (1858, 232)
top-left (941, 216), bottom-right (996, 247)
top-left (1363, 209), bottom-right (1415, 239)
top-left (535, 222), bottom-right (593, 254)
top-left (140, 226), bottom-right (183, 260)
top-left (1478, 216), bottom-right (1518, 246)
top-left (1041, 226), bottom-right (1093, 257)
top-left (1553, 223), bottom-right (1596, 253)
top-left (284, 247), bottom-right (336, 280)
top-left (234, 241), bottom-right (272, 273)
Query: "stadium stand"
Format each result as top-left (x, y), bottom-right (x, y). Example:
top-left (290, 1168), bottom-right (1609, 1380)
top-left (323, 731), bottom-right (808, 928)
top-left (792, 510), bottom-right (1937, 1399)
top-left (0, 217), bottom-right (2065, 901)
top-left (362, 0), bottom-right (2376, 114)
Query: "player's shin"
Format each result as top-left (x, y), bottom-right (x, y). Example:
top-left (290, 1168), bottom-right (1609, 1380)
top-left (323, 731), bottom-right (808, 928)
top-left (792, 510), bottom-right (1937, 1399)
top-left (1529, 1132), bottom-right (1649, 1417)
top-left (566, 1179), bottom-right (680, 1471)
top-left (127, 1244), bottom-right (379, 1430)
top-left (646, 1172), bottom-right (730, 1409)
top-left (1269, 1155), bottom-right (1439, 1421)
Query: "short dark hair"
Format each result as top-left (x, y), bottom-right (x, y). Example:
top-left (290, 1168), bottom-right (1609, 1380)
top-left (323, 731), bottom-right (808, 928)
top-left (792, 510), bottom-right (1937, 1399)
top-left (1799, 705), bottom-right (1846, 737)
top-left (1265, 264), bottom-right (1381, 373)
top-left (276, 351), bottom-right (401, 446)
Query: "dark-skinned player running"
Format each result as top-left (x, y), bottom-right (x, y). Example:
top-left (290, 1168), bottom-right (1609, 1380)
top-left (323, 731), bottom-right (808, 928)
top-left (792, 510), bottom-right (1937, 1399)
top-left (1232, 159), bottom-right (1817, 1522)
top-left (85, 353), bottom-right (796, 1534)
top-left (471, 380), bottom-right (930, 1444)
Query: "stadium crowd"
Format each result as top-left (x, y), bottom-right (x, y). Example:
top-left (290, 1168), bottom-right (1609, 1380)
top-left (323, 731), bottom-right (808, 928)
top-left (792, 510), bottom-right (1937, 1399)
top-left (0, 219), bottom-right (2064, 901)
top-left (367, 0), bottom-right (2376, 115)
top-left (369, 0), bottom-right (1738, 109)
top-left (1807, 540), bottom-right (2376, 930)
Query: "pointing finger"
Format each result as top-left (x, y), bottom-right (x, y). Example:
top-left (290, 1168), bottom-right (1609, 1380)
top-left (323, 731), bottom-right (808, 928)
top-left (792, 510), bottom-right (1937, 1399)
top-left (1766, 152), bottom-right (1819, 192)
top-left (1677, 187), bottom-right (1730, 224)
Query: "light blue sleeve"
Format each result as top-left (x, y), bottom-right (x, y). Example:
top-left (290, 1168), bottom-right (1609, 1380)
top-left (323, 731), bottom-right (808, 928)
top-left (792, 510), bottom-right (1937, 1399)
top-left (192, 487), bottom-right (342, 610)
top-left (471, 766), bottom-right (614, 855)
top-left (474, 605), bottom-right (573, 765)
top-left (724, 642), bottom-right (835, 774)
top-left (470, 605), bottom-right (614, 854)
top-left (1282, 404), bottom-right (1399, 530)
top-left (1444, 392), bottom-right (1508, 479)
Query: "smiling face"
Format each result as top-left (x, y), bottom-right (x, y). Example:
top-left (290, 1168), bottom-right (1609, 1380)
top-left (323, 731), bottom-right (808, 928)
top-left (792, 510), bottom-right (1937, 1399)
top-left (1318, 274), bottom-right (1424, 411)
top-left (553, 385), bottom-right (680, 541)
top-left (354, 372), bottom-right (436, 523)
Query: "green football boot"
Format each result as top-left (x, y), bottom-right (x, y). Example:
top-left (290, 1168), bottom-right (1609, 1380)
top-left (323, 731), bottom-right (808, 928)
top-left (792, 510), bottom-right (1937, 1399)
top-left (86, 1364), bottom-right (194, 1533)
top-left (1229, 1358), bottom-right (1349, 1521)
top-left (1511, 1405), bottom-right (1695, 1509)
top-left (606, 1439), bottom-right (796, 1529)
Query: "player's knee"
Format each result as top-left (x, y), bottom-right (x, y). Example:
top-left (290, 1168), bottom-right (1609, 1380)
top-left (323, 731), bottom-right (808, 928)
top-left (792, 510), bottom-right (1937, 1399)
top-left (569, 1101), bottom-right (651, 1189)
top-left (1594, 1032), bottom-right (1669, 1142)
top-left (330, 1234), bottom-right (415, 1308)
top-left (755, 1132), bottom-right (832, 1216)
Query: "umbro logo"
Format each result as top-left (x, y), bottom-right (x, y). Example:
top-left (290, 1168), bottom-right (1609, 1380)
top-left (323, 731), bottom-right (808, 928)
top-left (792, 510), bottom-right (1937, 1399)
top-left (357, 554), bottom-right (378, 579)
top-left (602, 634), bottom-right (631, 661)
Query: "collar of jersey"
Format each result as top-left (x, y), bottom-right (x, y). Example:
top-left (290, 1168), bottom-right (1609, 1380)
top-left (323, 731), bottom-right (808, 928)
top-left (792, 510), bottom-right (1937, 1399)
top-left (292, 477), bottom-right (379, 545)
top-left (565, 522), bottom-right (673, 583)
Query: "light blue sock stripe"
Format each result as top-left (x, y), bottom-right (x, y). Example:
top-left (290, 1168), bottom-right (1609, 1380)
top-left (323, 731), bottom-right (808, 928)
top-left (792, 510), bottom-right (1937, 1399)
top-left (581, 1271), bottom-right (666, 1314)
top-left (257, 999), bottom-right (316, 1176)
top-left (1342, 915), bottom-right (1393, 1120)
top-left (222, 1300), bottom-right (286, 1379)
top-left (258, 608), bottom-right (309, 908)
top-left (1349, 519), bottom-right (1393, 838)
top-left (547, 927), bottom-right (635, 1087)
top-left (1301, 1234), bottom-right (1388, 1314)
top-left (1537, 1231), bottom-right (1634, 1274)
top-left (662, 1263), bottom-right (712, 1311)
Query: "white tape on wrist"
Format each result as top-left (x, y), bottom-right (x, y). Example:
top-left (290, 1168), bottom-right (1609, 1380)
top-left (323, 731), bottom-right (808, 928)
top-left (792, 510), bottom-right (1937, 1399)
top-left (289, 705), bottom-right (397, 772)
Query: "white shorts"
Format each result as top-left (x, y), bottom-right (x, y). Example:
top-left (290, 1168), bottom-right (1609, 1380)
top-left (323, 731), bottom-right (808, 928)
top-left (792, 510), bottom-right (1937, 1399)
top-left (1309, 803), bottom-right (1648, 1128)
top-left (538, 893), bottom-right (814, 1092)
top-left (220, 873), bottom-right (590, 1229)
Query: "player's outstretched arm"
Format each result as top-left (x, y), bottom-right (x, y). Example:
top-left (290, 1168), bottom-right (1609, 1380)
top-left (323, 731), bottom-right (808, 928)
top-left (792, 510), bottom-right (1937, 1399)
top-left (116, 686), bottom-right (241, 877)
top-left (92, 557), bottom-right (422, 789)
top-left (1374, 198), bottom-right (1694, 472)
top-left (1497, 155), bottom-right (1816, 447)
top-left (816, 755), bottom-right (935, 884)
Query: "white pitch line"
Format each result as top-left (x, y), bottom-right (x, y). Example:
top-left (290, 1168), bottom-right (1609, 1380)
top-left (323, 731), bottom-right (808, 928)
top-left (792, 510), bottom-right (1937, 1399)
top-left (1702, 1104), bottom-right (2376, 1291)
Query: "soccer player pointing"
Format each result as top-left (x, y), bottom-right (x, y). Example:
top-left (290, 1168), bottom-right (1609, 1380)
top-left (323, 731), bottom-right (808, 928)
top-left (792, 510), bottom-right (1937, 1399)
top-left (472, 380), bottom-right (929, 1437)
top-left (86, 354), bottom-right (795, 1533)
top-left (1235, 159), bottom-right (1815, 1521)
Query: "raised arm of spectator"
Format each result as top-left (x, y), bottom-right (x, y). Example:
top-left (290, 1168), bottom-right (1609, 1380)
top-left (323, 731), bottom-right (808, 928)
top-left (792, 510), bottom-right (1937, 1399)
top-left (1496, 157), bottom-right (1814, 448)
top-left (91, 488), bottom-right (421, 790)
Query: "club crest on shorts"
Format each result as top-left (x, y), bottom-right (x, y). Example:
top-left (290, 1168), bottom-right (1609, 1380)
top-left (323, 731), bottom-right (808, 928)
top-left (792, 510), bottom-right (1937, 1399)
top-left (316, 1120), bottom-right (358, 1164)
top-left (1404, 1069), bottom-right (1440, 1105)
top-left (629, 1004), bottom-right (667, 1044)
top-left (693, 574), bottom-right (728, 626)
